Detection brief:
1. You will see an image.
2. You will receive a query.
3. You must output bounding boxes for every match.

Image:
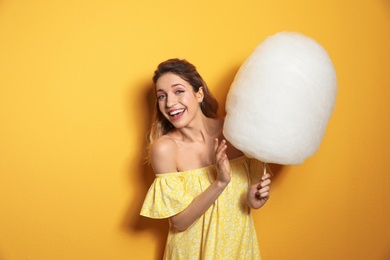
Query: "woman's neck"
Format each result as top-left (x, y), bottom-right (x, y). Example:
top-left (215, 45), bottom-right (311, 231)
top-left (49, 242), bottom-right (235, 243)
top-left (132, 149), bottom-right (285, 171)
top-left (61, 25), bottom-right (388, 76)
top-left (173, 115), bottom-right (221, 143)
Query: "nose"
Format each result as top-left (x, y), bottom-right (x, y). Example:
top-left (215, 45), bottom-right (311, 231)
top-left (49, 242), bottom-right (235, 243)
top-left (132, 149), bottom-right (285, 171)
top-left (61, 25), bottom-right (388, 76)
top-left (166, 94), bottom-right (177, 108)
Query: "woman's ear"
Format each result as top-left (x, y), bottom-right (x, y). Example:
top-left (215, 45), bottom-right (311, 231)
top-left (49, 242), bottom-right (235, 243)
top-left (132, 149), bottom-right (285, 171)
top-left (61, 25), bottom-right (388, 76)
top-left (197, 87), bottom-right (205, 103)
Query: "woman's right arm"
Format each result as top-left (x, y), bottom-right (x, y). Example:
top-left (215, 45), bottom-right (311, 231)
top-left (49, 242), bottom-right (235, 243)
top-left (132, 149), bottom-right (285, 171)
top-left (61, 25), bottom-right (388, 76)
top-left (151, 138), bottom-right (231, 232)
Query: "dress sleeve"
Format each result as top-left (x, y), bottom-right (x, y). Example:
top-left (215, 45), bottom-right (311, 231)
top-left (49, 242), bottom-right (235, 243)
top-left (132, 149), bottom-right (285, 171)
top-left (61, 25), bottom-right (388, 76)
top-left (249, 158), bottom-right (265, 184)
top-left (140, 174), bottom-right (195, 219)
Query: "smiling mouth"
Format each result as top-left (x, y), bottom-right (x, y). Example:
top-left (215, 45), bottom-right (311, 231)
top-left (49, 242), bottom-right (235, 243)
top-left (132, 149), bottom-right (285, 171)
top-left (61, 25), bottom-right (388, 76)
top-left (169, 109), bottom-right (185, 117)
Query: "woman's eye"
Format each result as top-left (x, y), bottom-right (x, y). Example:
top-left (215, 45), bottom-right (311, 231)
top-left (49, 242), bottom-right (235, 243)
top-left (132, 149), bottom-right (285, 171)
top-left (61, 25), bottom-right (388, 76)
top-left (175, 90), bottom-right (184, 94)
top-left (157, 94), bottom-right (166, 100)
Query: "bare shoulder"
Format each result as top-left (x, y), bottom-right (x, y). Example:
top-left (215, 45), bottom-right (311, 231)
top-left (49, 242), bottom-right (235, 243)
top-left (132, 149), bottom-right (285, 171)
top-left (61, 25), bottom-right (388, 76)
top-left (150, 135), bottom-right (178, 174)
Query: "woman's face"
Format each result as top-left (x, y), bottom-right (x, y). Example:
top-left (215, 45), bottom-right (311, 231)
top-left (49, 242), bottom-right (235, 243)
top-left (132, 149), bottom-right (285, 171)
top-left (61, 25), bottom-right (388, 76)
top-left (156, 72), bottom-right (204, 129)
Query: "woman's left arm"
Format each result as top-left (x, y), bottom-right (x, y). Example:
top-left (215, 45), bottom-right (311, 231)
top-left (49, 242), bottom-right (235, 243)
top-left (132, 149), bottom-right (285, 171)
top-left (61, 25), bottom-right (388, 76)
top-left (247, 173), bottom-right (271, 209)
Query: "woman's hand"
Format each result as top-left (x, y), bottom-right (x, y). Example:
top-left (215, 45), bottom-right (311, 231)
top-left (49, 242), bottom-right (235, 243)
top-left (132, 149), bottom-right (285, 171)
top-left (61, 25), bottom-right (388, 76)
top-left (247, 173), bottom-right (271, 209)
top-left (214, 138), bottom-right (231, 186)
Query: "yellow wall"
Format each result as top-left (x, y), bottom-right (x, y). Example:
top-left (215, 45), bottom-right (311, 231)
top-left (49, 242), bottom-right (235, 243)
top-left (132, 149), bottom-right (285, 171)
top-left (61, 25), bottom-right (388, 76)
top-left (1, 0), bottom-right (389, 259)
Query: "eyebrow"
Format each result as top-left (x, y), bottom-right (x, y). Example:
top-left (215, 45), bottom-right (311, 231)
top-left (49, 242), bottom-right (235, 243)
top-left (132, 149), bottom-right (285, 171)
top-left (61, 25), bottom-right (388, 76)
top-left (156, 83), bottom-right (186, 92)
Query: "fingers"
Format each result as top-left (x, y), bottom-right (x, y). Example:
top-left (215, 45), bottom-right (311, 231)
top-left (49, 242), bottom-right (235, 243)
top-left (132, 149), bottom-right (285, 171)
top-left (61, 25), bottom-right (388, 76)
top-left (262, 173), bottom-right (271, 181)
top-left (214, 139), bottom-right (231, 184)
top-left (255, 187), bottom-right (270, 200)
top-left (257, 186), bottom-right (270, 196)
top-left (257, 174), bottom-right (271, 189)
top-left (214, 138), bottom-right (228, 161)
top-left (255, 173), bottom-right (271, 198)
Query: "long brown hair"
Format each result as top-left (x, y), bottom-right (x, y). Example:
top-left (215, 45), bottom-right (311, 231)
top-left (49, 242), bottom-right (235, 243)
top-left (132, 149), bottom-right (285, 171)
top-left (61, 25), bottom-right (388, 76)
top-left (146, 58), bottom-right (219, 163)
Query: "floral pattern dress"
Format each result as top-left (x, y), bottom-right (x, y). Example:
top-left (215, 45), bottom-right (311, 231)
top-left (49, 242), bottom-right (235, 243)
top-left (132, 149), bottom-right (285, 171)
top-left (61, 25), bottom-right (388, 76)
top-left (140, 156), bottom-right (264, 260)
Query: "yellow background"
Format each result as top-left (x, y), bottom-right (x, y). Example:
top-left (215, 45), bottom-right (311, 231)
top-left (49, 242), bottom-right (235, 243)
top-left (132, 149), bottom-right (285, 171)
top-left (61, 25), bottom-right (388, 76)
top-left (1, 0), bottom-right (389, 259)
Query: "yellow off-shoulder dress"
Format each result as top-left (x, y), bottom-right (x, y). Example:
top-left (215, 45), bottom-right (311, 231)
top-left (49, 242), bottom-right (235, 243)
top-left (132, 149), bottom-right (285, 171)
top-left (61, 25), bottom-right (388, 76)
top-left (140, 156), bottom-right (264, 260)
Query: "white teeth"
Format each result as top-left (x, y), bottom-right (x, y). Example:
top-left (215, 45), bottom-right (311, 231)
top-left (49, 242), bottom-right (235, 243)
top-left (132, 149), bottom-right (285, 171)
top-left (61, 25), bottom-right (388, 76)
top-left (169, 109), bottom-right (184, 116)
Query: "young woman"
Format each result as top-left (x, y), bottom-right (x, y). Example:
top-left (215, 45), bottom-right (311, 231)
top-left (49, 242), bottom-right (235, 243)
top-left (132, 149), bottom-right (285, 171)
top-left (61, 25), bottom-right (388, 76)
top-left (140, 58), bottom-right (271, 259)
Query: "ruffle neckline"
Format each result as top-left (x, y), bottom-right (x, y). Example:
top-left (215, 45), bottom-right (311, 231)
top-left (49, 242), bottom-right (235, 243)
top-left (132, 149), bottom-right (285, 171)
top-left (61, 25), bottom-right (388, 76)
top-left (155, 156), bottom-right (247, 177)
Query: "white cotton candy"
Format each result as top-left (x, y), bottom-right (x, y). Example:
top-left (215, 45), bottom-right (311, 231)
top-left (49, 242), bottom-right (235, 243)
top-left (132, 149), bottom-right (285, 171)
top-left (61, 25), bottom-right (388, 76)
top-left (223, 32), bottom-right (337, 165)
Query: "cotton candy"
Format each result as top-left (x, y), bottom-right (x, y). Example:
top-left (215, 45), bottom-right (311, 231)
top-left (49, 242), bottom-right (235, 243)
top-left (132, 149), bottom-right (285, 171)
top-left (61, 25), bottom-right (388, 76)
top-left (223, 32), bottom-right (337, 165)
